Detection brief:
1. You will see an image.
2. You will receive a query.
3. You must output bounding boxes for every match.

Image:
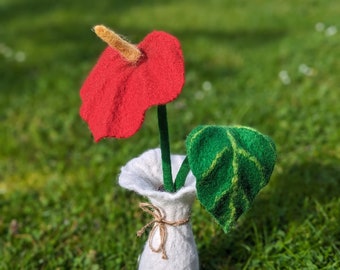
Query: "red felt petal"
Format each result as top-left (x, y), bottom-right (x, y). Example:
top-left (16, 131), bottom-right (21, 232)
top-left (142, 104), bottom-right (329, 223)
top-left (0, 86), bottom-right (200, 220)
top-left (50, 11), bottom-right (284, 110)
top-left (80, 31), bottom-right (184, 141)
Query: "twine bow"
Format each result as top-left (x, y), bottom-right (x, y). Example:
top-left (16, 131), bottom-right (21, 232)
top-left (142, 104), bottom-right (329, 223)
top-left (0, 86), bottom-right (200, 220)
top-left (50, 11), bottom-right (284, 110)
top-left (136, 202), bottom-right (190, 260)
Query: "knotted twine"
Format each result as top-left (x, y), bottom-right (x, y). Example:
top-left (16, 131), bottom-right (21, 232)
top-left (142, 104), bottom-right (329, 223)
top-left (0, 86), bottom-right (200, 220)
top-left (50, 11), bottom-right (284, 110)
top-left (136, 202), bottom-right (190, 260)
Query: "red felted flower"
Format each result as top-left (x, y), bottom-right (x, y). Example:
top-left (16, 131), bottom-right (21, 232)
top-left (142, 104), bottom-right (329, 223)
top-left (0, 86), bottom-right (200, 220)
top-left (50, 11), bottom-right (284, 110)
top-left (79, 25), bottom-right (185, 141)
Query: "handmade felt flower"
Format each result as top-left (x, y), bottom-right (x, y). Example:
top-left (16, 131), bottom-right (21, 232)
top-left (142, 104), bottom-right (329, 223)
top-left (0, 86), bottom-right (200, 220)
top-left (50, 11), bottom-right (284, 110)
top-left (79, 25), bottom-right (185, 141)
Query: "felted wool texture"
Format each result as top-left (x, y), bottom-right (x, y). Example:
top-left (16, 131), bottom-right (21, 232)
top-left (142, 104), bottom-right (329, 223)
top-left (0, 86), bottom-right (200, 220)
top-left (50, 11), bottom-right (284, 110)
top-left (94, 25), bottom-right (142, 64)
top-left (186, 125), bottom-right (277, 233)
top-left (119, 149), bottom-right (199, 270)
top-left (79, 31), bottom-right (185, 141)
top-left (119, 148), bottom-right (196, 200)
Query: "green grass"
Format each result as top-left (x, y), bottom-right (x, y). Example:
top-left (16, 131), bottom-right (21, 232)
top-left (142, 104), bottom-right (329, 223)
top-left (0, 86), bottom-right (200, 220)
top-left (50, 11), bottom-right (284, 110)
top-left (1, 0), bottom-right (339, 269)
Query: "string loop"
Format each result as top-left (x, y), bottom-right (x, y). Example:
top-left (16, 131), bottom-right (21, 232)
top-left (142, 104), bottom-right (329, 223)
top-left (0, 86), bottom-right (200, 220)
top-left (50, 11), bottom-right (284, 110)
top-left (137, 202), bottom-right (190, 260)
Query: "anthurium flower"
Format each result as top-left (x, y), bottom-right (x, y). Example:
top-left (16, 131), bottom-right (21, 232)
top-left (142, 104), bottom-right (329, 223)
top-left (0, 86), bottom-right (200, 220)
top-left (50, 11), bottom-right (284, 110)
top-left (79, 25), bottom-right (185, 141)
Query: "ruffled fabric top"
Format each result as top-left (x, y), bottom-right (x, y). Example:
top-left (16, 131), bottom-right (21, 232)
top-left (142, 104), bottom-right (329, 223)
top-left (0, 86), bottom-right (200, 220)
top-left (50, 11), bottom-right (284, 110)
top-left (119, 148), bottom-right (196, 203)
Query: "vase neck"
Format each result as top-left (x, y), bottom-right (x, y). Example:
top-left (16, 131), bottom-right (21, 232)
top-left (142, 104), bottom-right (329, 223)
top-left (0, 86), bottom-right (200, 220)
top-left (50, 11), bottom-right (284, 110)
top-left (148, 194), bottom-right (194, 221)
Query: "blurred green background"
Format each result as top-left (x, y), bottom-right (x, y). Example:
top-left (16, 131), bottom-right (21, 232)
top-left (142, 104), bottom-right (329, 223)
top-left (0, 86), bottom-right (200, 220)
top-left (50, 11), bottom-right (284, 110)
top-left (1, 0), bottom-right (339, 269)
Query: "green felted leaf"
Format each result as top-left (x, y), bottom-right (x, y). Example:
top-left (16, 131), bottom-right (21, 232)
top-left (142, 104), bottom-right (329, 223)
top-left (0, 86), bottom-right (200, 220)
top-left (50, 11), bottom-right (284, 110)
top-left (186, 125), bottom-right (277, 233)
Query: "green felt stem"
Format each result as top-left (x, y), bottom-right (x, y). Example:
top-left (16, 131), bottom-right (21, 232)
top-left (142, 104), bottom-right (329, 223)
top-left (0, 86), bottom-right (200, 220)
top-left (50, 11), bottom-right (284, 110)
top-left (157, 105), bottom-right (175, 193)
top-left (174, 156), bottom-right (190, 191)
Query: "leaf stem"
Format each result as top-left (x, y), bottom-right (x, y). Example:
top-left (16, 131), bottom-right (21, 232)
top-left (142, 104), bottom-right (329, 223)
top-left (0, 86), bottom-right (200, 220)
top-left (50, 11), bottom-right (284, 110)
top-left (174, 156), bottom-right (190, 191)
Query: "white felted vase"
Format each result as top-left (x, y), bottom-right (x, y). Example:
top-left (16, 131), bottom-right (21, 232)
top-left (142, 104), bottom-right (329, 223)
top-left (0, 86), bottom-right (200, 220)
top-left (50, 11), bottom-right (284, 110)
top-left (119, 148), bottom-right (199, 270)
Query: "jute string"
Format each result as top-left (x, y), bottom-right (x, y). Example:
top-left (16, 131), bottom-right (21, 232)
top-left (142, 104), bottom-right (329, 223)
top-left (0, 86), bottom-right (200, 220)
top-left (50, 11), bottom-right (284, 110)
top-left (136, 202), bottom-right (190, 260)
